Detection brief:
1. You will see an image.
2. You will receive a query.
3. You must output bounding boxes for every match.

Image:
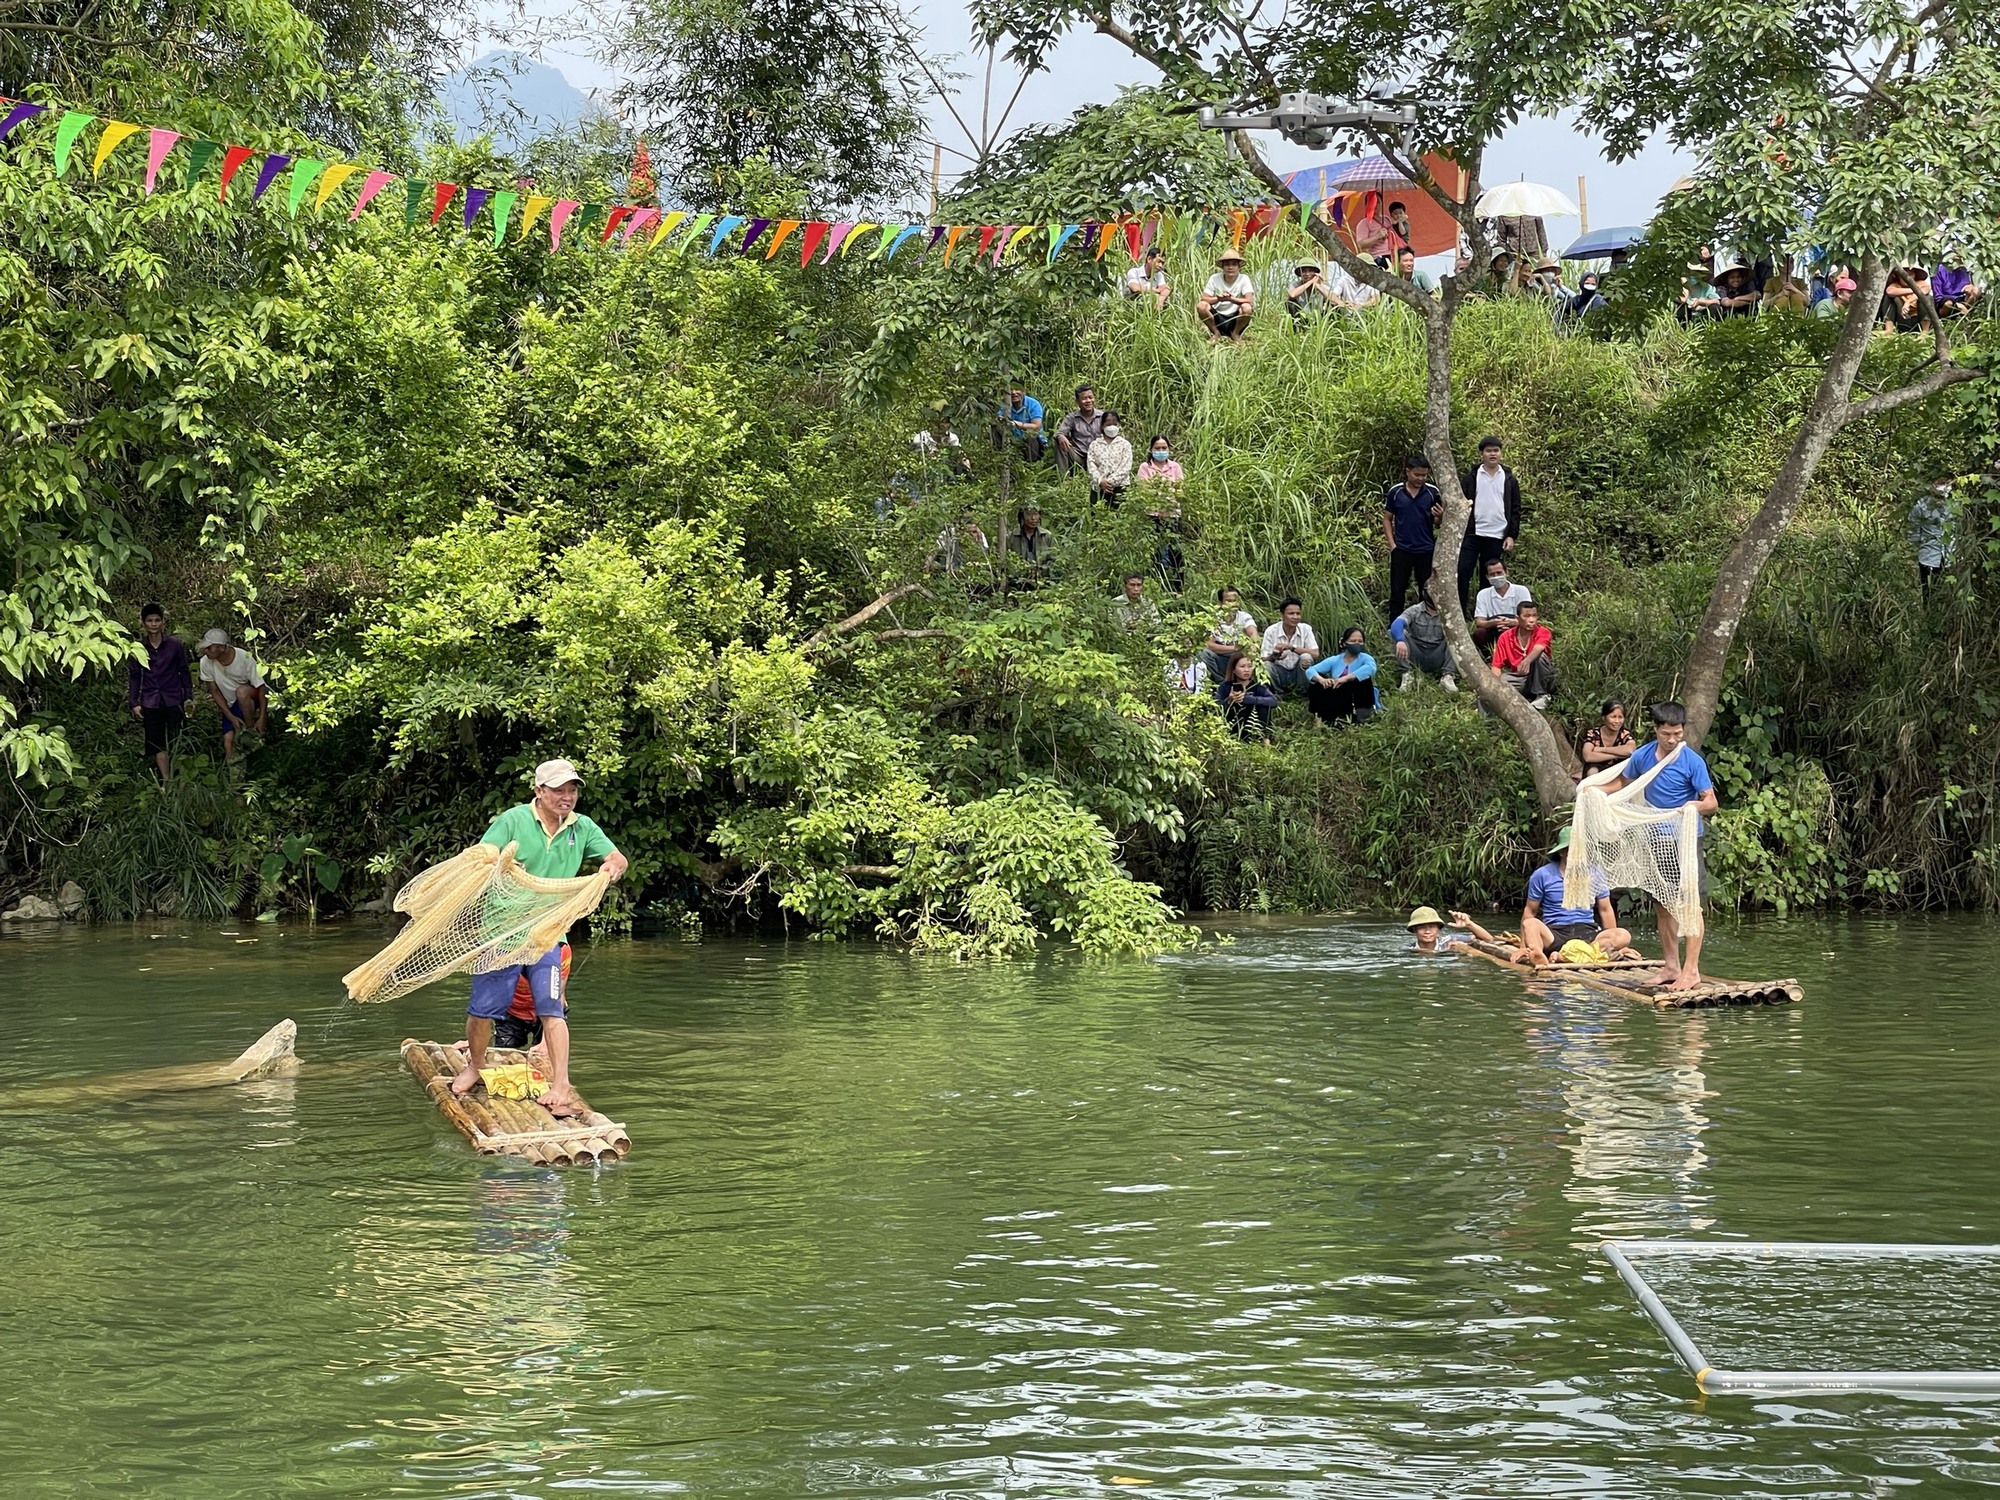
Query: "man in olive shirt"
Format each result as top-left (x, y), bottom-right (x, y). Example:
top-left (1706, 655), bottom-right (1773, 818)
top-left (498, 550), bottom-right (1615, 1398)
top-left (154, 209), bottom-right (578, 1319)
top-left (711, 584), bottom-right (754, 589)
top-left (451, 758), bottom-right (628, 1116)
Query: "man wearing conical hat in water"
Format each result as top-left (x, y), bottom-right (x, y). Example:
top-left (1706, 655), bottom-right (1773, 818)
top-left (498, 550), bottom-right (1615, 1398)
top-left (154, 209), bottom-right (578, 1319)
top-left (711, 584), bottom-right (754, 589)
top-left (1520, 827), bottom-right (1634, 965)
top-left (451, 759), bottom-right (627, 1118)
top-left (1405, 906), bottom-right (1492, 955)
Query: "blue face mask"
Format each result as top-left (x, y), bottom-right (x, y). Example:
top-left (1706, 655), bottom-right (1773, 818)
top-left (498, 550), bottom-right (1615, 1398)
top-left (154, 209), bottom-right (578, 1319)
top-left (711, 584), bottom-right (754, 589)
top-left (1343, 641), bottom-right (1362, 655)
top-left (1150, 449), bottom-right (1169, 462)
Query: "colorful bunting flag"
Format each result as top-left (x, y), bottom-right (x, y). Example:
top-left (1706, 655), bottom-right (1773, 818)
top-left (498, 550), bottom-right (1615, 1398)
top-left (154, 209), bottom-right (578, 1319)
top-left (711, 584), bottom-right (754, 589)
top-left (1096, 222), bottom-right (1120, 260)
top-left (349, 169), bottom-right (394, 220)
top-left (314, 161), bottom-right (359, 210)
top-left (821, 220), bottom-right (855, 263)
top-left (707, 214), bottom-right (745, 254)
top-left (765, 220), bottom-right (802, 260)
top-left (943, 225), bottom-right (969, 266)
top-left (218, 145), bottom-right (256, 199)
top-left (286, 158), bottom-right (327, 214)
top-left (573, 203), bottom-right (606, 240)
top-left (925, 226), bottom-right (948, 255)
top-left (143, 129), bottom-right (179, 194)
top-left (430, 182), bottom-right (457, 225)
top-left (250, 153), bottom-right (289, 202)
top-left (548, 200), bottom-right (578, 249)
top-left (90, 120), bottom-right (141, 177)
top-left (462, 186), bottom-right (491, 229)
top-left (602, 204), bottom-right (636, 242)
top-left (52, 111), bottom-right (94, 177)
top-left (489, 189), bottom-right (516, 245)
top-left (977, 226), bottom-right (1000, 262)
top-left (739, 217), bottom-right (773, 254)
top-left (883, 224), bottom-right (922, 260)
top-left (675, 212), bottom-right (713, 255)
top-left (184, 140), bottom-right (221, 186)
top-left (648, 209), bottom-right (688, 249)
top-left (1005, 224), bottom-right (1036, 262)
top-left (0, 101), bottom-right (46, 144)
top-left (1048, 223), bottom-right (1080, 262)
top-left (623, 207), bottom-right (659, 244)
top-left (799, 221), bottom-right (830, 266)
top-left (517, 195), bottom-right (553, 242)
top-left (840, 221), bottom-right (877, 257)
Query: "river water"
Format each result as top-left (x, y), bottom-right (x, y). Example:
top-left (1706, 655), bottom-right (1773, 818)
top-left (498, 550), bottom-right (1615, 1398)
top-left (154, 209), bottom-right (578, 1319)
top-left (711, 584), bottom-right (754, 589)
top-left (4, 914), bottom-right (1999, 1496)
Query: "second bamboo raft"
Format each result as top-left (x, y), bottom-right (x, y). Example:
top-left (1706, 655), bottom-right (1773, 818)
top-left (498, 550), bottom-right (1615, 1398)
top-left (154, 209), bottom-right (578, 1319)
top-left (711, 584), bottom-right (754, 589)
top-left (401, 1038), bottom-right (631, 1165)
top-left (1458, 938), bottom-right (1802, 1008)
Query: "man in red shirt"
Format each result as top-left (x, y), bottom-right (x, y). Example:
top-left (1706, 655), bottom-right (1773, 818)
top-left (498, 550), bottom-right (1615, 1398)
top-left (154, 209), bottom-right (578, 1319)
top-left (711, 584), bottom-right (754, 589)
top-left (1490, 599), bottom-right (1557, 708)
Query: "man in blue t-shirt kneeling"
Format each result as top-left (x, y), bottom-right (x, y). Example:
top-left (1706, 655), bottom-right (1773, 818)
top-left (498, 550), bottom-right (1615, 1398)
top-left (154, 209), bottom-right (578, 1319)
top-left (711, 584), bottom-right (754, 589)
top-left (1522, 827), bottom-right (1631, 963)
top-left (1606, 701), bottom-right (1720, 990)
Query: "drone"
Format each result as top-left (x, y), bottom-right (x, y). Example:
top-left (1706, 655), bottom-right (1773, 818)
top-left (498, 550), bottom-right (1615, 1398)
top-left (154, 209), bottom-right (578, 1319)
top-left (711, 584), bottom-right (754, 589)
top-left (1198, 87), bottom-right (1417, 149)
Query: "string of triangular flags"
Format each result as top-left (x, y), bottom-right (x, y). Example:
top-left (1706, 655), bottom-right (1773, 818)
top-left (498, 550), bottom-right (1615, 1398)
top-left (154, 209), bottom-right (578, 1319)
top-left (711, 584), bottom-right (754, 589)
top-left (0, 94), bottom-right (1381, 268)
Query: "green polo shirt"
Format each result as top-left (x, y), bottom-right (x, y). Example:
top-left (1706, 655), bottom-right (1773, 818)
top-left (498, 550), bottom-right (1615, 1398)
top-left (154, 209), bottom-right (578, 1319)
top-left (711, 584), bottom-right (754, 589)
top-left (481, 802), bottom-right (617, 879)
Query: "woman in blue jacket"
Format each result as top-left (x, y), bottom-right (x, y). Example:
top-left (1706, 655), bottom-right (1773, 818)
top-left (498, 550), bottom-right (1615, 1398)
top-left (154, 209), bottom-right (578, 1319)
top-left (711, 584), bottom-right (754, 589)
top-left (1305, 626), bottom-right (1379, 726)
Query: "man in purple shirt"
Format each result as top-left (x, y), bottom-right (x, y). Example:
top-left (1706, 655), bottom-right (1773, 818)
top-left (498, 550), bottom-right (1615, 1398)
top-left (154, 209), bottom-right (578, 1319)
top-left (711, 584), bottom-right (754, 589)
top-left (1931, 263), bottom-right (1980, 317)
top-left (127, 603), bottom-right (192, 784)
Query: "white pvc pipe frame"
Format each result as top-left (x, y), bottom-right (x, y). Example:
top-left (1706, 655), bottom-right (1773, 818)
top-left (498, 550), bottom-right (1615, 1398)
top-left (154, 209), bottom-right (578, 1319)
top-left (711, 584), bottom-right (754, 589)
top-left (1603, 1239), bottom-right (2000, 1394)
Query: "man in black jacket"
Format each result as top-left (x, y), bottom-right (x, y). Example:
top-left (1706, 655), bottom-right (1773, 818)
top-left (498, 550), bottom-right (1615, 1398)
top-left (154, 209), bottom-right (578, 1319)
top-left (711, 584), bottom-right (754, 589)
top-left (1457, 436), bottom-right (1522, 616)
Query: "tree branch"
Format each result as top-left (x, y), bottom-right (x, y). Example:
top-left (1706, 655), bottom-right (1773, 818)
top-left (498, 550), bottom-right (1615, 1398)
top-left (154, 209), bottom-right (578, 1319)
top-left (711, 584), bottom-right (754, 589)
top-left (1846, 361), bottom-right (1981, 421)
top-left (802, 582), bottom-right (931, 650)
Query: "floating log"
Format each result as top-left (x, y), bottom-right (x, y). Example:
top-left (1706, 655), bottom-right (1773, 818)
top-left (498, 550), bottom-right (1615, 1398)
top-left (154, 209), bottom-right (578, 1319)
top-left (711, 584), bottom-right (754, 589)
top-left (1455, 937), bottom-right (1800, 1007)
top-left (399, 1039), bottom-right (630, 1164)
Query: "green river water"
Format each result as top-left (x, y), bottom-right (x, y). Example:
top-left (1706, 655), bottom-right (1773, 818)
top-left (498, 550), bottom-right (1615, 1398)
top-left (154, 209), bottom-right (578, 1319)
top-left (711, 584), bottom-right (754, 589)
top-left (4, 914), bottom-right (1999, 1497)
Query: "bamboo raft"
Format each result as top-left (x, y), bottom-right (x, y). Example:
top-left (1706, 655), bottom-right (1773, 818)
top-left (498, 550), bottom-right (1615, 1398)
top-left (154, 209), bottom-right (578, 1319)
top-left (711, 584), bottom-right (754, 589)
top-left (400, 1039), bottom-right (631, 1165)
top-left (1458, 938), bottom-right (1802, 1009)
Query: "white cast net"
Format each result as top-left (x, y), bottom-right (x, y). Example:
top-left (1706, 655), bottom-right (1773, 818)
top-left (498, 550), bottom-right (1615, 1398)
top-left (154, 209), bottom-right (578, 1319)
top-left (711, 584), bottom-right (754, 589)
top-left (1565, 745), bottom-right (1704, 935)
top-left (341, 841), bottom-right (611, 1003)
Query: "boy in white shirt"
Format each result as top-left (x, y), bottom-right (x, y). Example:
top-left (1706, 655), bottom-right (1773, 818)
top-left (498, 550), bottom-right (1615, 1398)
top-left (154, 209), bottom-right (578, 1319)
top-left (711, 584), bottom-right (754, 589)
top-left (197, 628), bottom-right (268, 761)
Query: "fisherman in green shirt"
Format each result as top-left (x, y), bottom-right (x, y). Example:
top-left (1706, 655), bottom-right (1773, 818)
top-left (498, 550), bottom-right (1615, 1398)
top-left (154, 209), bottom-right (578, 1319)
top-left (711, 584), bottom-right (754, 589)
top-left (451, 758), bottom-right (627, 1116)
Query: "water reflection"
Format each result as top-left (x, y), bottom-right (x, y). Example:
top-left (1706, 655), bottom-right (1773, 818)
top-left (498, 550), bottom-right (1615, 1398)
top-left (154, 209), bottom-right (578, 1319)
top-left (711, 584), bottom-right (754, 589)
top-left (1522, 985), bottom-right (1715, 1240)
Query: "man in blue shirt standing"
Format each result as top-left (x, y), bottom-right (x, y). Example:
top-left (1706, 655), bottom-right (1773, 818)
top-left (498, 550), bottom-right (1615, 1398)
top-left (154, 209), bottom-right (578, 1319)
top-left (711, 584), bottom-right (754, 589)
top-left (1381, 455), bottom-right (1442, 618)
top-left (1521, 827), bottom-right (1631, 963)
top-left (1606, 702), bottom-right (1719, 990)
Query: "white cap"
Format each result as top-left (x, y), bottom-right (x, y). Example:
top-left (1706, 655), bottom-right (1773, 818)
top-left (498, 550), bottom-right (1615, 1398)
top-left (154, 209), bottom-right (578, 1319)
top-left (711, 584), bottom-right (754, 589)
top-left (199, 628), bottom-right (231, 648)
top-left (533, 758), bottom-right (583, 789)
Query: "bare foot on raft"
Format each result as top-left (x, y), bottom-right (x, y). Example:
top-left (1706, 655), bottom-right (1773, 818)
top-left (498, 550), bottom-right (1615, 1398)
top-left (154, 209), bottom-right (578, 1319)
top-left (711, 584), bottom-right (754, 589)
top-left (449, 1063), bottom-right (481, 1098)
top-left (541, 1088), bottom-right (582, 1119)
top-left (1663, 969), bottom-right (1704, 992)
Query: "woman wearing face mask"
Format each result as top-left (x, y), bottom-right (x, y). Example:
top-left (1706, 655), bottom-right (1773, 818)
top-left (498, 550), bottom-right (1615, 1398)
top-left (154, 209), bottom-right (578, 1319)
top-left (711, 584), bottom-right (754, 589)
top-left (1304, 626), bottom-right (1380, 726)
top-left (1086, 410), bottom-right (1134, 506)
top-left (1136, 434), bottom-right (1186, 588)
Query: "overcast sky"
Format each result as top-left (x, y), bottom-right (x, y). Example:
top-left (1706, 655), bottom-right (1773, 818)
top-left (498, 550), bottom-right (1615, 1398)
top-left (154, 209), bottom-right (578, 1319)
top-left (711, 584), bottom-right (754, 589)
top-left (494, 0), bottom-right (1691, 254)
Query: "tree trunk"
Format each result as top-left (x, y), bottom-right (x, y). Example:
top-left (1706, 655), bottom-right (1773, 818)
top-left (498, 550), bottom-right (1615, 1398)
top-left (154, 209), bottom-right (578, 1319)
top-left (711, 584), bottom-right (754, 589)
top-left (1415, 297), bottom-right (1580, 815)
top-left (1680, 257), bottom-right (1890, 747)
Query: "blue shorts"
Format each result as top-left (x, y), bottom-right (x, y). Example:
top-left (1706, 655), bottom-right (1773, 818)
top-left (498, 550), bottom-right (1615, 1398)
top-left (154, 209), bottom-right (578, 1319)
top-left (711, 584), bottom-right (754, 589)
top-left (469, 944), bottom-right (566, 1020)
top-left (221, 701), bottom-right (251, 735)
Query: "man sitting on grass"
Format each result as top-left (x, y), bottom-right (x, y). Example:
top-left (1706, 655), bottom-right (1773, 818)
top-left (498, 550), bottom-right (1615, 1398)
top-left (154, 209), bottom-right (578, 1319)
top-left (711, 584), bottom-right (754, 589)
top-left (1391, 590), bottom-right (1456, 693)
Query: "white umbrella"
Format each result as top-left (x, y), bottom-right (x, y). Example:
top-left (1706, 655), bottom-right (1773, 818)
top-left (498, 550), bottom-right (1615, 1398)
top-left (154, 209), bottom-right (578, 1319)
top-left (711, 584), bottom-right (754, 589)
top-left (1474, 180), bottom-right (1581, 219)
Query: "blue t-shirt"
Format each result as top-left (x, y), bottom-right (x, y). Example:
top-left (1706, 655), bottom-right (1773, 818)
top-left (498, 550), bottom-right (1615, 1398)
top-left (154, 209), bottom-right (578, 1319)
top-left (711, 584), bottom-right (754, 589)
top-left (1383, 480), bottom-right (1440, 552)
top-left (1526, 860), bottom-right (1605, 929)
top-left (1624, 739), bottom-right (1715, 819)
top-left (999, 395), bottom-right (1044, 438)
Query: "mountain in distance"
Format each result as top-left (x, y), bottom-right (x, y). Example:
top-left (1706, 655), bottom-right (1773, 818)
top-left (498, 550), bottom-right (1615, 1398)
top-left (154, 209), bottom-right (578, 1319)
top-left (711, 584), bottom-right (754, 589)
top-left (442, 51), bottom-right (604, 152)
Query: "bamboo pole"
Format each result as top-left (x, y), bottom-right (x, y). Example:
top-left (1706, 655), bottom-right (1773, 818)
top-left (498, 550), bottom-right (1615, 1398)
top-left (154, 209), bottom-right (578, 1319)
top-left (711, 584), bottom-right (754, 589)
top-left (930, 142), bottom-right (942, 220)
top-left (402, 1039), bottom-right (494, 1151)
top-left (1577, 174), bottom-right (1589, 235)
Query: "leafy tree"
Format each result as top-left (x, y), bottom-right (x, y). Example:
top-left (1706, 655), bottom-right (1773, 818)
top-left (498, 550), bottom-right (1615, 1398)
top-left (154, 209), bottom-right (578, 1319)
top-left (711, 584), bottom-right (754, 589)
top-left (612, 0), bottom-right (931, 212)
top-left (969, 0), bottom-right (1633, 814)
top-left (1578, 0), bottom-right (2000, 744)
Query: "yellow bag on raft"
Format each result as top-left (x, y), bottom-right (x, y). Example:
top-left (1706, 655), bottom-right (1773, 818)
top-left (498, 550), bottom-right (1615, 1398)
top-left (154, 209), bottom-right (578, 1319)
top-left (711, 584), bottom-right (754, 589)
top-left (1559, 938), bottom-right (1611, 964)
top-left (479, 1063), bottom-right (550, 1101)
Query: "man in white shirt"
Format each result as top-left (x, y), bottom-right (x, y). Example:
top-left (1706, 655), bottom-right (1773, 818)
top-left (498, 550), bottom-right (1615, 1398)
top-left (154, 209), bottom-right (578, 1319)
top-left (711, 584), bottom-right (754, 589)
top-left (1123, 246), bottom-right (1171, 309)
top-left (197, 628), bottom-right (268, 761)
top-left (1471, 559), bottom-right (1533, 652)
top-left (1455, 435), bottom-right (1521, 615)
top-left (1259, 597), bottom-right (1319, 696)
top-left (1198, 251), bottom-right (1256, 340)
